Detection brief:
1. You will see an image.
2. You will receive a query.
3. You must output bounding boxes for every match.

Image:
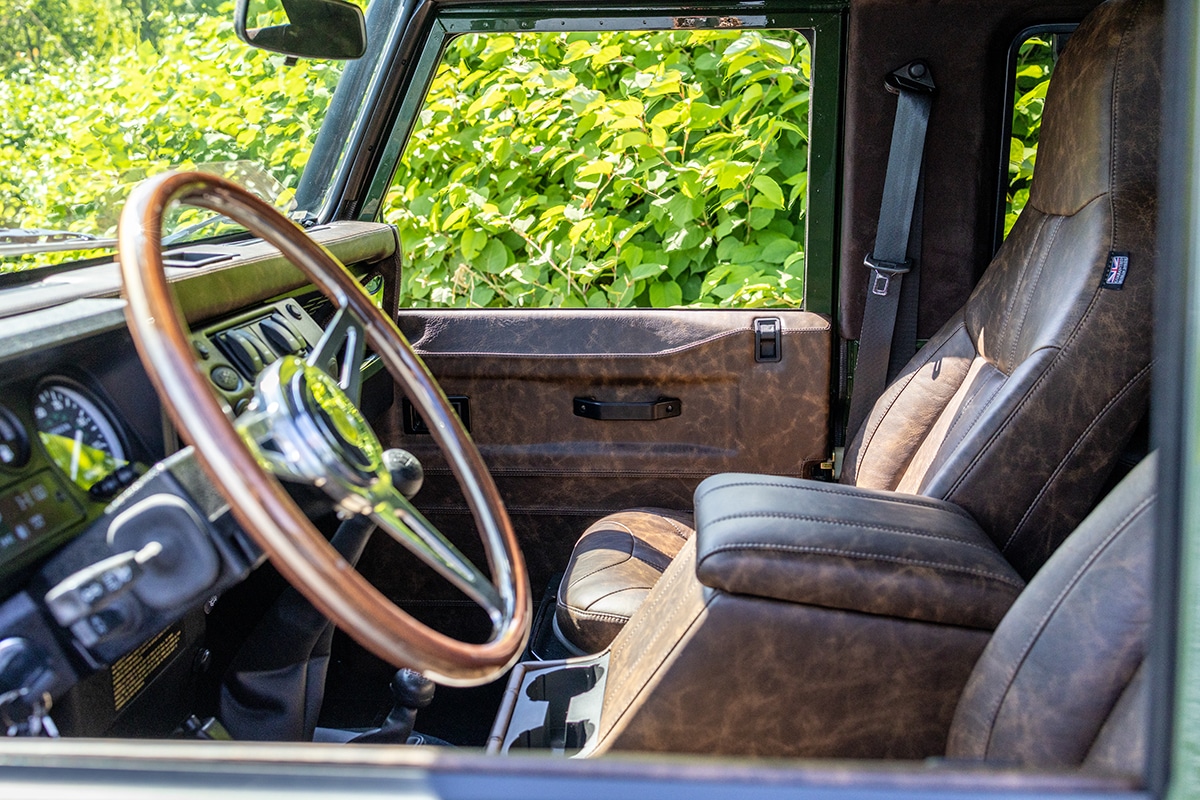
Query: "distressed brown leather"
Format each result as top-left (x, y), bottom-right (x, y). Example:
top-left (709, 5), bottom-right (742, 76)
top-left (946, 453), bottom-right (1155, 769)
top-left (555, 508), bottom-right (694, 654)
top-left (842, 0), bottom-right (1161, 579)
top-left (1084, 660), bottom-right (1148, 775)
top-left (391, 311), bottom-right (832, 492)
top-left (555, 0), bottom-right (1161, 651)
top-left (593, 537), bottom-right (991, 758)
top-left (693, 475), bottom-right (1023, 629)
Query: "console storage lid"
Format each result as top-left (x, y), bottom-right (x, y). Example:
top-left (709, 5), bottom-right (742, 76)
top-left (694, 475), bottom-right (1025, 629)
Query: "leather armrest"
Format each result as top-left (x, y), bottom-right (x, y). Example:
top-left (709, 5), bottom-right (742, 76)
top-left (693, 474), bottom-right (1025, 629)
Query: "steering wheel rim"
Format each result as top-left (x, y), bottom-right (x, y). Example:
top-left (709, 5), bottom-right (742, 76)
top-left (117, 171), bottom-right (531, 686)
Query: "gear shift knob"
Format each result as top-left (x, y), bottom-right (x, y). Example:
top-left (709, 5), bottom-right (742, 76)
top-left (389, 668), bottom-right (435, 715)
top-left (350, 668), bottom-right (435, 744)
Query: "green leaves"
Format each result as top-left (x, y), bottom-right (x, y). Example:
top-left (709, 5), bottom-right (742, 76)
top-left (1005, 35), bottom-right (1055, 237)
top-left (385, 28), bottom-right (812, 309)
top-left (0, 3), bottom-right (342, 268)
top-left (751, 174), bottom-right (784, 209)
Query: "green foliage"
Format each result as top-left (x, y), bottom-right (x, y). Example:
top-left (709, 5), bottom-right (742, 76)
top-left (1006, 35), bottom-right (1055, 236)
top-left (384, 30), bottom-right (811, 309)
top-left (0, 2), bottom-right (341, 271)
top-left (0, 0), bottom-right (224, 75)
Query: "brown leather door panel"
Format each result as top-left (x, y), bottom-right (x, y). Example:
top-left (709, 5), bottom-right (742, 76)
top-left (371, 309), bottom-right (832, 603)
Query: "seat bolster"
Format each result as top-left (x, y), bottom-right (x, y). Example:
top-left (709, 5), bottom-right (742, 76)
top-left (693, 475), bottom-right (1024, 629)
top-left (946, 454), bottom-right (1156, 767)
top-left (842, 312), bottom-right (976, 491)
top-left (555, 509), bottom-right (694, 653)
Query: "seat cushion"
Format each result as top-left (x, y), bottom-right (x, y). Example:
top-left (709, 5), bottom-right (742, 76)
top-left (555, 509), bottom-right (694, 653)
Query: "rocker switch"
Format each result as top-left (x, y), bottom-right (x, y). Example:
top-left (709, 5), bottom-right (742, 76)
top-left (755, 318), bottom-right (781, 362)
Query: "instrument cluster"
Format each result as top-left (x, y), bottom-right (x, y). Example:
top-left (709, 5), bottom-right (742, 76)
top-left (0, 377), bottom-right (137, 583)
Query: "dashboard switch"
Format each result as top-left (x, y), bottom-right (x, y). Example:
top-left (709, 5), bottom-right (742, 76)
top-left (259, 315), bottom-right (306, 355)
top-left (43, 542), bottom-right (162, 629)
top-left (209, 365), bottom-right (241, 393)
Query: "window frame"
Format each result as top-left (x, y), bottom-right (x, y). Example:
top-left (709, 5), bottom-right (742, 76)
top-left (355, 2), bottom-right (845, 315)
top-left (992, 23), bottom-right (1077, 254)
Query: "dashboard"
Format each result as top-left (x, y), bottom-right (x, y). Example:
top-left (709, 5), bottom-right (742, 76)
top-left (0, 221), bottom-right (400, 738)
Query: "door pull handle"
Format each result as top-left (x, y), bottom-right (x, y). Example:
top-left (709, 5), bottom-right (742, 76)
top-left (573, 397), bottom-right (682, 421)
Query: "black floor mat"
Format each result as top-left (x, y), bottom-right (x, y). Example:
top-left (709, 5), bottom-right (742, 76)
top-left (319, 602), bottom-right (506, 747)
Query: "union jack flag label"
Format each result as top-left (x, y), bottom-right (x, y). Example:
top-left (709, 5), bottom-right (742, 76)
top-left (1102, 252), bottom-right (1129, 290)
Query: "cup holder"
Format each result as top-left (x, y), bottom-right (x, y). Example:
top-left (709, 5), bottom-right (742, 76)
top-left (511, 719), bottom-right (596, 753)
top-left (501, 660), bottom-right (609, 756)
top-left (525, 664), bottom-right (604, 702)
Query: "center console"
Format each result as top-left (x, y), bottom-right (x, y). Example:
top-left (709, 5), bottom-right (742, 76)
top-left (489, 474), bottom-right (1024, 759)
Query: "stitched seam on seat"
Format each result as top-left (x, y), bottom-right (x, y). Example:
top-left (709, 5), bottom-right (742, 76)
top-left (601, 588), bottom-right (715, 744)
top-left (569, 585), bottom-right (657, 617)
top-left (1007, 217), bottom-right (1065, 369)
top-left (703, 512), bottom-right (997, 553)
top-left (607, 550), bottom-right (698, 702)
top-left (562, 608), bottom-right (632, 624)
top-left (694, 479), bottom-right (976, 520)
top-left (980, 492), bottom-right (1155, 758)
top-left (852, 319), bottom-right (968, 479)
top-left (661, 516), bottom-right (693, 541)
top-left (1109, 1), bottom-right (1146, 245)
top-left (996, 214), bottom-right (1052, 358)
top-left (943, 275), bottom-right (1105, 501)
top-left (934, 365), bottom-right (1010, 464)
top-left (608, 546), bottom-right (690, 662)
top-left (699, 542), bottom-right (1025, 589)
top-left (567, 550), bottom-right (636, 589)
top-left (1003, 361), bottom-right (1153, 552)
top-left (583, 585), bottom-right (658, 608)
top-left (566, 528), bottom-right (636, 588)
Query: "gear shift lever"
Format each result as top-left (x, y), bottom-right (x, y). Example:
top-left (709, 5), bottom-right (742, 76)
top-left (350, 668), bottom-right (435, 744)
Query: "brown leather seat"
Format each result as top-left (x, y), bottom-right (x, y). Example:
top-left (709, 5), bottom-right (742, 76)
top-left (556, 0), bottom-right (1161, 654)
top-left (589, 452), bottom-right (1156, 763)
top-left (944, 451), bottom-right (1154, 771)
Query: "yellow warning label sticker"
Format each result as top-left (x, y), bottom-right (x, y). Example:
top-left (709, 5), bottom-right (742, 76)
top-left (112, 625), bottom-right (182, 711)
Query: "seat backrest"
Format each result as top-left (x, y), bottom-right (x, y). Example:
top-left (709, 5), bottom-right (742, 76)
top-left (945, 453), bottom-right (1154, 771)
top-left (841, 0), bottom-right (1163, 579)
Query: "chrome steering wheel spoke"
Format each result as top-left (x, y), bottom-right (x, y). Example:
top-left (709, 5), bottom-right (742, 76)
top-left (308, 306), bottom-right (367, 406)
top-left (369, 484), bottom-right (503, 624)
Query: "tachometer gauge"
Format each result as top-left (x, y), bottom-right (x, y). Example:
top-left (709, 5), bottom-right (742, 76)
top-left (32, 382), bottom-right (128, 490)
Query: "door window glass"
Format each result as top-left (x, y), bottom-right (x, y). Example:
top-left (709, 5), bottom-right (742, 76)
top-left (385, 29), bottom-right (811, 309)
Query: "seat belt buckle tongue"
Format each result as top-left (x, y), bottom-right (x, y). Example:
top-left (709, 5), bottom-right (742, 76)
top-left (864, 253), bottom-right (912, 296)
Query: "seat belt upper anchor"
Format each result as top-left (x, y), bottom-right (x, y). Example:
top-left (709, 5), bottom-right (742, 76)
top-left (885, 60), bottom-right (936, 96)
top-left (864, 253), bottom-right (913, 296)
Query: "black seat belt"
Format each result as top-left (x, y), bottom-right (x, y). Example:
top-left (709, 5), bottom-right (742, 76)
top-left (845, 60), bottom-right (936, 443)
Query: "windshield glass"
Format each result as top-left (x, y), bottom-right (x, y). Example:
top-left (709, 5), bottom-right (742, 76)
top-left (0, 0), bottom-right (353, 272)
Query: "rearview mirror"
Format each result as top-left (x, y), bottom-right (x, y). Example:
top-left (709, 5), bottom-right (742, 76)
top-left (234, 0), bottom-right (366, 60)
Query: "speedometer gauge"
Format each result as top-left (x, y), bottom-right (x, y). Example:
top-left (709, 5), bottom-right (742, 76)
top-left (32, 382), bottom-right (128, 490)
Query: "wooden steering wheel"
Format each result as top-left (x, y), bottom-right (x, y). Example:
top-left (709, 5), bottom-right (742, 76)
top-left (118, 172), bottom-right (530, 686)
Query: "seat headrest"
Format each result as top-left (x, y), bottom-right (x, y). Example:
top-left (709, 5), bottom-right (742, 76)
top-left (1028, 0), bottom-right (1163, 218)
